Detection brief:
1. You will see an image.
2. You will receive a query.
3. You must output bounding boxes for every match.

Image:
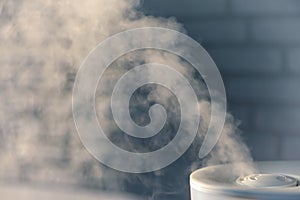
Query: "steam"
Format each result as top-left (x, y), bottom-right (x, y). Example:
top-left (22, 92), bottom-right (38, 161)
top-left (199, 101), bottom-right (257, 176)
top-left (0, 0), bottom-right (256, 199)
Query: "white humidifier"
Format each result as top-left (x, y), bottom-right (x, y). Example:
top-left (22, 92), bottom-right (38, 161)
top-left (190, 161), bottom-right (300, 200)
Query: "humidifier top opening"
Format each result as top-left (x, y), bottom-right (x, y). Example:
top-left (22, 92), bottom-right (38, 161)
top-left (236, 174), bottom-right (298, 188)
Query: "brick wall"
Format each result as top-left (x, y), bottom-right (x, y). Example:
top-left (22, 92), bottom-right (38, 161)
top-left (141, 0), bottom-right (300, 161)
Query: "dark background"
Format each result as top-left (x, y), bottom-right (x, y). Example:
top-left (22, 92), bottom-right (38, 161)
top-left (141, 0), bottom-right (300, 161)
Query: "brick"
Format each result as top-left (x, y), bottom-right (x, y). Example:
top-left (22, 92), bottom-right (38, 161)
top-left (253, 107), bottom-right (300, 134)
top-left (226, 77), bottom-right (300, 104)
top-left (231, 0), bottom-right (300, 15)
top-left (184, 20), bottom-right (246, 43)
top-left (141, 0), bottom-right (227, 17)
top-left (244, 133), bottom-right (280, 161)
top-left (252, 18), bottom-right (300, 43)
top-left (287, 48), bottom-right (300, 73)
top-left (208, 48), bottom-right (282, 74)
top-left (281, 136), bottom-right (300, 160)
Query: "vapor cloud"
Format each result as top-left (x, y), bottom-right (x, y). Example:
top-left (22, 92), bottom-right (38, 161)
top-left (0, 0), bottom-right (256, 199)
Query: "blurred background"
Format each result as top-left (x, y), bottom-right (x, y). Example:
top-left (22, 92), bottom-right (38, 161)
top-left (1, 0), bottom-right (300, 200)
top-left (141, 0), bottom-right (300, 161)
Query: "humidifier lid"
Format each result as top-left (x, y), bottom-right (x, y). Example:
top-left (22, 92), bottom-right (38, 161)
top-left (236, 174), bottom-right (298, 188)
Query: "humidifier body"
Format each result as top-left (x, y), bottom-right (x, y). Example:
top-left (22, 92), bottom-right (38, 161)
top-left (190, 161), bottom-right (300, 200)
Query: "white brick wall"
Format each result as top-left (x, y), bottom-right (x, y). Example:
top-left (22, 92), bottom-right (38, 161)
top-left (288, 48), bottom-right (300, 73)
top-left (252, 18), bottom-right (300, 43)
top-left (184, 20), bottom-right (246, 43)
top-left (208, 47), bottom-right (282, 74)
top-left (141, 0), bottom-right (227, 16)
top-left (142, 0), bottom-right (300, 161)
top-left (245, 133), bottom-right (280, 161)
top-left (226, 78), bottom-right (300, 104)
top-left (281, 136), bottom-right (300, 160)
top-left (231, 0), bottom-right (300, 15)
top-left (253, 107), bottom-right (300, 134)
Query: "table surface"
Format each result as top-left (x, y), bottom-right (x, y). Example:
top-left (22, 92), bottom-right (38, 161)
top-left (0, 182), bottom-right (142, 200)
